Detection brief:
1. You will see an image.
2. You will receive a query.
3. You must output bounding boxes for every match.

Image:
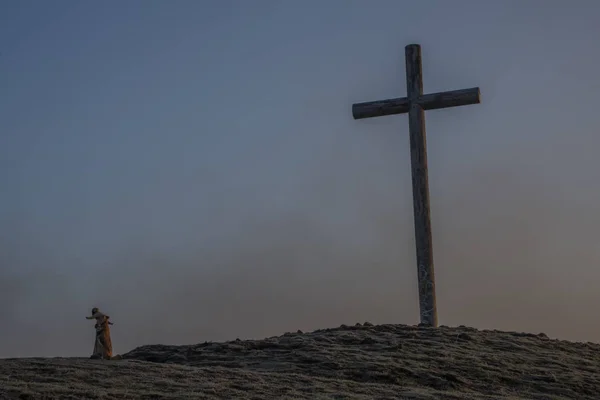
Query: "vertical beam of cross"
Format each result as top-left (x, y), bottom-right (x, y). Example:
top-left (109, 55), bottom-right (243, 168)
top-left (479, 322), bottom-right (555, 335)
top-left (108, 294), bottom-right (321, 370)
top-left (351, 44), bottom-right (481, 327)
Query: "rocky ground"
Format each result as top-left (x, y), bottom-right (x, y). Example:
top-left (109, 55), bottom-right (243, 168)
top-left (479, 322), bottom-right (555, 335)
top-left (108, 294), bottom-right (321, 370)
top-left (1, 323), bottom-right (600, 399)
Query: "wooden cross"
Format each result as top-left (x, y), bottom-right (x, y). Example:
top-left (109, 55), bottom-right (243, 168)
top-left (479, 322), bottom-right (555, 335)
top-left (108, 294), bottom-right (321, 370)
top-left (351, 44), bottom-right (481, 327)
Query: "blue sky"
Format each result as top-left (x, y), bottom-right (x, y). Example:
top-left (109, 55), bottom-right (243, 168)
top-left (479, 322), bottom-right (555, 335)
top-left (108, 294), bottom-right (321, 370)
top-left (2, 0), bottom-right (600, 357)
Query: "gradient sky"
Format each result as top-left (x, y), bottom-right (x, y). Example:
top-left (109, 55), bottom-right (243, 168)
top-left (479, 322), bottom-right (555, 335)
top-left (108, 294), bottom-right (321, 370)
top-left (2, 0), bottom-right (600, 358)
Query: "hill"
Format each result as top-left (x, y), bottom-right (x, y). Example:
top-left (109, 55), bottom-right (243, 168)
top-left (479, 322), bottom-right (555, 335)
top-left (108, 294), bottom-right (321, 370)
top-left (1, 323), bottom-right (599, 399)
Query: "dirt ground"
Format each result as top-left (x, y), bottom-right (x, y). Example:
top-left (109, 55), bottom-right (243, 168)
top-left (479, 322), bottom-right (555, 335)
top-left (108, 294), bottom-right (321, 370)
top-left (1, 323), bottom-right (599, 399)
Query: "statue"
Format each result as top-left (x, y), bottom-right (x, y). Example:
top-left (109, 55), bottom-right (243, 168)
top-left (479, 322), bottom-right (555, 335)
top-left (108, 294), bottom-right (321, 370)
top-left (86, 307), bottom-right (113, 360)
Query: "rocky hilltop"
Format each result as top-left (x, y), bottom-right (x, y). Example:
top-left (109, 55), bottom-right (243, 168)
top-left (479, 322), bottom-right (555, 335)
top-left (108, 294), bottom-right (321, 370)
top-left (1, 323), bottom-right (599, 399)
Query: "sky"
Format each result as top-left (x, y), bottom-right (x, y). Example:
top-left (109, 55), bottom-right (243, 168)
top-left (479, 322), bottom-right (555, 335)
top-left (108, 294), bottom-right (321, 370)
top-left (2, 0), bottom-right (600, 358)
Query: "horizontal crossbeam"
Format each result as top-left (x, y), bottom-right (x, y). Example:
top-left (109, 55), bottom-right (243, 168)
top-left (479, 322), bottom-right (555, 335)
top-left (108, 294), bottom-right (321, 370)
top-left (352, 87), bottom-right (481, 120)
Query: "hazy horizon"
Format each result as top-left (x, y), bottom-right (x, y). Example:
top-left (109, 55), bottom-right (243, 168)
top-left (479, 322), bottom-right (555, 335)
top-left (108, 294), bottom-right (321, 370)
top-left (2, 0), bottom-right (600, 358)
